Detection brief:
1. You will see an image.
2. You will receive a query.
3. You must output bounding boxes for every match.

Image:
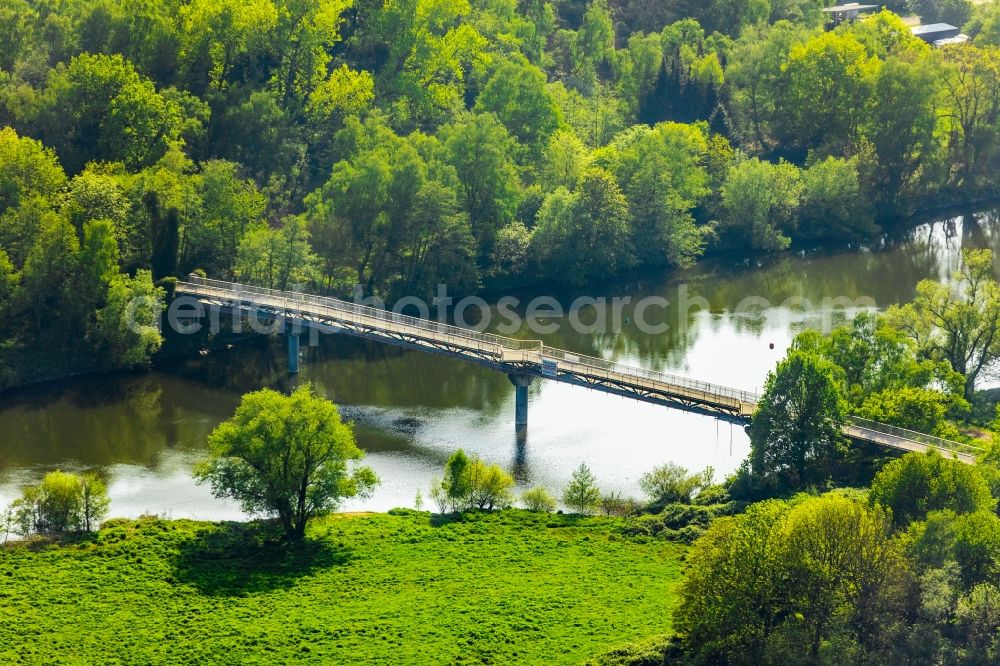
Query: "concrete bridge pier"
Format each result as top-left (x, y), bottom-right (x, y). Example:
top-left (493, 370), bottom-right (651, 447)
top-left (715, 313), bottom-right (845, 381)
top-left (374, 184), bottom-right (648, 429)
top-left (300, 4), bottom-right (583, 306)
top-left (287, 332), bottom-right (300, 374)
top-left (508, 374), bottom-right (534, 435)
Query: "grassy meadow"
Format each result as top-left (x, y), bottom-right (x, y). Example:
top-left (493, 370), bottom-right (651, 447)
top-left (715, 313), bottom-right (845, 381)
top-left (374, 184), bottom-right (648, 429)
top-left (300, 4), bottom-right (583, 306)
top-left (0, 510), bottom-right (682, 665)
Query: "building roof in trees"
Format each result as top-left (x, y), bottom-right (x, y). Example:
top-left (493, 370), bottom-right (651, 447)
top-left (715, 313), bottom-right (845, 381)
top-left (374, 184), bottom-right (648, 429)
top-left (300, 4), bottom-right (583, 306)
top-left (911, 23), bottom-right (961, 42)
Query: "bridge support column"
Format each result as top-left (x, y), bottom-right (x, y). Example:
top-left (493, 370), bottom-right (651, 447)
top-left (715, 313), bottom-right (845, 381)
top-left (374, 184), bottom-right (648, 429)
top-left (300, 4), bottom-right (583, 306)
top-left (508, 374), bottom-right (533, 435)
top-left (287, 332), bottom-right (300, 374)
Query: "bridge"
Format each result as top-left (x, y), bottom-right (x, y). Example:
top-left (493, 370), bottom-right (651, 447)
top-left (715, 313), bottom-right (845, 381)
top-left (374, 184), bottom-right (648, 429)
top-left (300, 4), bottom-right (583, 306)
top-left (175, 276), bottom-right (981, 464)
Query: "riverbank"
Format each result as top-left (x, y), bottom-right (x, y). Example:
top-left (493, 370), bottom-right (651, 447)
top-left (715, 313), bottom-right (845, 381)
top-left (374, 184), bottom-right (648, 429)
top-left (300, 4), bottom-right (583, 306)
top-left (0, 510), bottom-right (683, 664)
top-left (5, 204), bottom-right (998, 398)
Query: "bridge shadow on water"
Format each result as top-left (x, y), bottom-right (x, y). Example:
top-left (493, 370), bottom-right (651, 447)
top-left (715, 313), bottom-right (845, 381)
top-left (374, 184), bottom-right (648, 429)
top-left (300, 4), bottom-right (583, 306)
top-left (172, 522), bottom-right (352, 597)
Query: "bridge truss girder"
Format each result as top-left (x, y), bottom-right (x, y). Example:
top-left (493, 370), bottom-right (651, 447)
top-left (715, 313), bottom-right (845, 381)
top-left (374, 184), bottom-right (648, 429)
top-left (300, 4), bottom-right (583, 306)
top-left (192, 298), bottom-right (749, 425)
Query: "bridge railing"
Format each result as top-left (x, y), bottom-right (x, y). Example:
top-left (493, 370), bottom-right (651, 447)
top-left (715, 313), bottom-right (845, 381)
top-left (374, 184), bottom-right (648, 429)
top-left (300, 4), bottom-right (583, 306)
top-left (847, 416), bottom-right (983, 460)
top-left (179, 276), bottom-right (544, 354)
top-left (543, 348), bottom-right (760, 404)
top-left (180, 276), bottom-right (761, 406)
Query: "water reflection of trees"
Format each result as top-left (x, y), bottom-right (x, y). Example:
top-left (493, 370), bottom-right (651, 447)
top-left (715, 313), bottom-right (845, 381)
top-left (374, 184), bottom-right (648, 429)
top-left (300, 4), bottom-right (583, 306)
top-left (481, 214), bottom-right (998, 375)
top-left (0, 376), bottom-right (229, 471)
top-left (304, 335), bottom-right (511, 416)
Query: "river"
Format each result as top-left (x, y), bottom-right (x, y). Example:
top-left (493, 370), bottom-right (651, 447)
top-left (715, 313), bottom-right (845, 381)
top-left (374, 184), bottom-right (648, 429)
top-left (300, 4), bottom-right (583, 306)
top-left (1, 210), bottom-right (997, 518)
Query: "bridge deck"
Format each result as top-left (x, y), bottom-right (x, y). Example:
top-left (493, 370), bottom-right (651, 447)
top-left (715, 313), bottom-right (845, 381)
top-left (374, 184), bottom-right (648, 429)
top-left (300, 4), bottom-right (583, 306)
top-left (175, 277), bottom-right (981, 464)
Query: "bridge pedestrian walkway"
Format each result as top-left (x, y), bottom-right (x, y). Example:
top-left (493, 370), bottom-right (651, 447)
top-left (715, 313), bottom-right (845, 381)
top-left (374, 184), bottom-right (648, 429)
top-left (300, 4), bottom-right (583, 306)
top-left (175, 277), bottom-right (980, 464)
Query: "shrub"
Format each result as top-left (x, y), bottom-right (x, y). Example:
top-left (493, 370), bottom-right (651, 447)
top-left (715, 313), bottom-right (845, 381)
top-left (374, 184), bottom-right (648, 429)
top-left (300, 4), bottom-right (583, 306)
top-left (467, 459), bottom-right (515, 510)
top-left (9, 470), bottom-right (109, 536)
top-left (639, 463), bottom-right (713, 508)
top-left (659, 503), bottom-right (730, 530)
top-left (870, 450), bottom-right (995, 527)
top-left (692, 484), bottom-right (729, 506)
top-left (599, 491), bottom-right (639, 517)
top-left (434, 451), bottom-right (515, 511)
top-left (522, 486), bottom-right (557, 512)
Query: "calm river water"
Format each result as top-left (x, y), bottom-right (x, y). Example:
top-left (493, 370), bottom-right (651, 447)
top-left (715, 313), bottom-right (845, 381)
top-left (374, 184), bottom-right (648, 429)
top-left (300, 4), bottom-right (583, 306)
top-left (1, 210), bottom-right (998, 518)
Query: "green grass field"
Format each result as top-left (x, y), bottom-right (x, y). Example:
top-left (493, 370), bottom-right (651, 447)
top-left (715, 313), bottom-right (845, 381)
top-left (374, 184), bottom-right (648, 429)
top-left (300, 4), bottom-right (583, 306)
top-left (0, 510), bottom-right (683, 665)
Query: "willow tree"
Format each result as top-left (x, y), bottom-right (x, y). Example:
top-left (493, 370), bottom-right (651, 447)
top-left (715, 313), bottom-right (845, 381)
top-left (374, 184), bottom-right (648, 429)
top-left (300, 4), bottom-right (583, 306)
top-left (197, 384), bottom-right (378, 539)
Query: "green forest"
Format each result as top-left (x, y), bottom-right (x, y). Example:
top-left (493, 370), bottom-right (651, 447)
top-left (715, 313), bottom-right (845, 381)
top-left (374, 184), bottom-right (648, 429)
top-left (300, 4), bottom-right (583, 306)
top-left (3, 0), bottom-right (1000, 386)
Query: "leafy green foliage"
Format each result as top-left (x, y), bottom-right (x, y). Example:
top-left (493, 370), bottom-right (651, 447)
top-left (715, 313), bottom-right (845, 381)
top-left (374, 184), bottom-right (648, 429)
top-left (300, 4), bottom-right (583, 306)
top-left (886, 249), bottom-right (1000, 401)
top-left (521, 486), bottom-right (557, 512)
top-left (908, 0), bottom-right (972, 27)
top-left (34, 53), bottom-right (188, 173)
top-left (475, 61), bottom-right (562, 152)
top-left (235, 216), bottom-right (317, 290)
top-left (677, 493), bottom-right (909, 664)
top-left (870, 451), bottom-right (996, 527)
top-left (434, 449), bottom-right (515, 511)
top-left (91, 269), bottom-right (165, 370)
top-left (798, 156), bottom-right (876, 242)
top-left (9, 470), bottom-right (109, 535)
top-left (2, 0), bottom-right (1000, 392)
top-left (196, 384), bottom-right (378, 539)
top-left (793, 311), bottom-right (958, 409)
top-left (750, 350), bottom-right (848, 488)
top-left (534, 166), bottom-right (632, 285)
top-left (857, 386), bottom-right (951, 435)
top-left (563, 462), bottom-right (601, 514)
top-left (720, 156), bottom-right (803, 252)
top-left (638, 463), bottom-right (713, 507)
top-left (777, 31), bottom-right (879, 152)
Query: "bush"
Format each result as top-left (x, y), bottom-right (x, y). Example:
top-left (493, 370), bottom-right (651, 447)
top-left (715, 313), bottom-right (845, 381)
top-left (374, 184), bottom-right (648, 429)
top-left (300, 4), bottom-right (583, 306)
top-left (618, 502), bottom-right (734, 541)
top-left (521, 486), bottom-right (557, 512)
top-left (692, 484), bottom-right (729, 506)
top-left (9, 470), bottom-right (109, 536)
top-left (598, 492), bottom-right (639, 517)
top-left (870, 450), bottom-right (995, 527)
top-left (467, 459), bottom-right (515, 510)
top-left (434, 450), bottom-right (515, 511)
top-left (660, 503), bottom-right (731, 530)
top-left (638, 463), bottom-right (713, 508)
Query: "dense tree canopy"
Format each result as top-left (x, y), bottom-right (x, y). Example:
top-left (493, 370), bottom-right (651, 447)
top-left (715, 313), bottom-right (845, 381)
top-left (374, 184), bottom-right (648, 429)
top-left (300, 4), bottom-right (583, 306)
top-left (3, 0), bottom-right (1000, 384)
top-left (677, 494), bottom-right (908, 663)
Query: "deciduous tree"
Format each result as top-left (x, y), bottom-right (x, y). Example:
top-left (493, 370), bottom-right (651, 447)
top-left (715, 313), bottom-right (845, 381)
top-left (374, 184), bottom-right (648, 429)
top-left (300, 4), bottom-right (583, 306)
top-left (196, 384), bottom-right (378, 539)
top-left (870, 451), bottom-right (995, 527)
top-left (749, 350), bottom-right (848, 487)
top-left (885, 248), bottom-right (1000, 401)
top-left (563, 462), bottom-right (600, 514)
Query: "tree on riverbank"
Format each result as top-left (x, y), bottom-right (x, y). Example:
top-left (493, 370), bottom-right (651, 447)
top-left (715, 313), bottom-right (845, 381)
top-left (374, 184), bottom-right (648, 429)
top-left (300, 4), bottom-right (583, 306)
top-left (432, 450), bottom-right (516, 511)
top-left (196, 384), bottom-right (378, 540)
top-left (8, 470), bottom-right (109, 536)
top-left (886, 248), bottom-right (1000, 402)
top-left (563, 463), bottom-right (601, 514)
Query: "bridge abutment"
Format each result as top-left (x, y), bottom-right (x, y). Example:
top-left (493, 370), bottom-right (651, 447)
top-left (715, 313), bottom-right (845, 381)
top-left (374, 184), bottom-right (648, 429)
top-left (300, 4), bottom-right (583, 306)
top-left (508, 374), bottom-right (533, 435)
